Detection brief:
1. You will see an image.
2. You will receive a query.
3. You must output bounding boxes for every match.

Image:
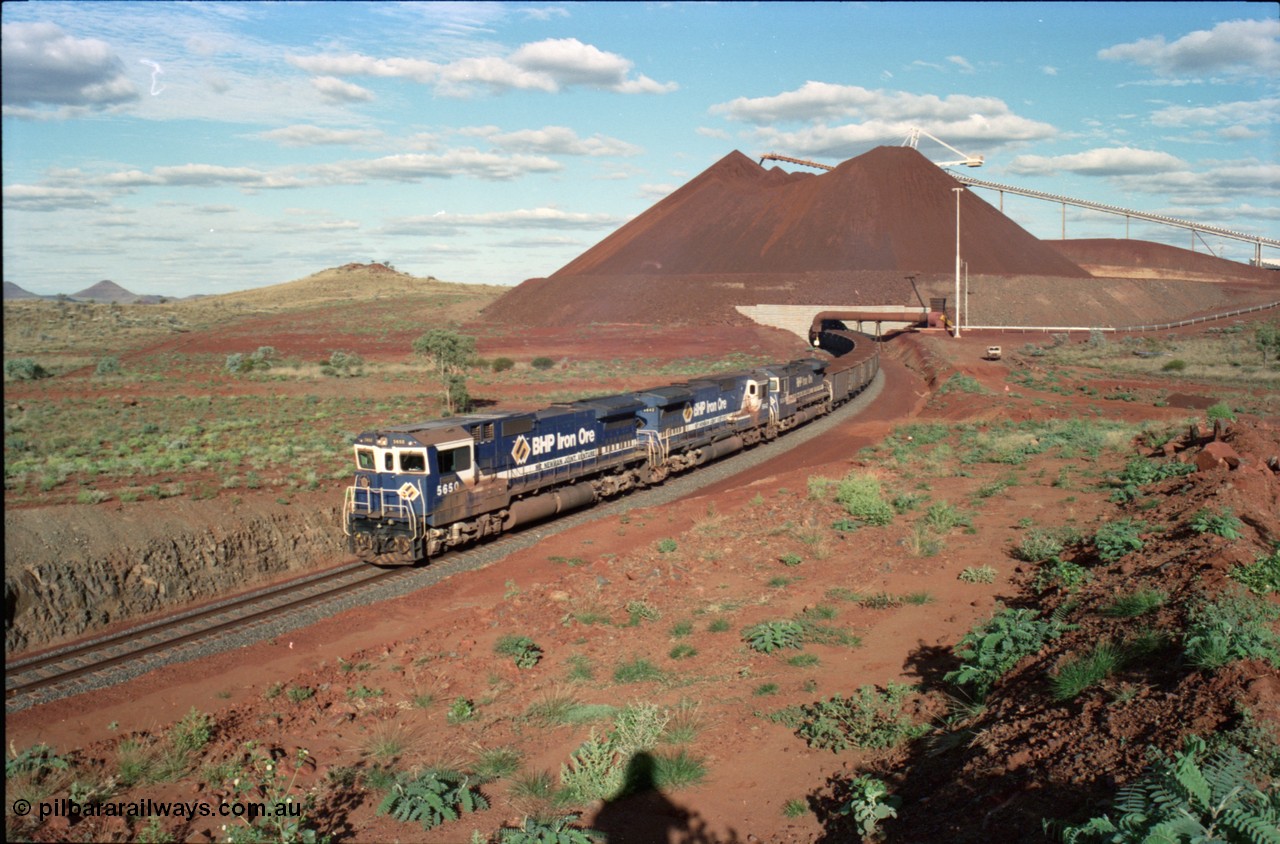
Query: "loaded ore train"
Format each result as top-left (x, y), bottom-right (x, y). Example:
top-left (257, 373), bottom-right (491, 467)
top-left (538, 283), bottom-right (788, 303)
top-left (343, 328), bottom-right (878, 565)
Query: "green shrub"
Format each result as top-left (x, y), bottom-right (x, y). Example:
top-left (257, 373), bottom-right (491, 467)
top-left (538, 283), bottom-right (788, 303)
top-left (490, 357), bottom-right (515, 373)
top-left (6, 358), bottom-right (51, 380)
top-left (958, 566), bottom-right (997, 584)
top-left (1183, 590), bottom-right (1280, 670)
top-left (1160, 359), bottom-right (1186, 372)
top-left (1034, 557), bottom-right (1092, 593)
top-left (94, 356), bottom-right (121, 376)
top-left (494, 635), bottom-right (543, 669)
top-left (1108, 457), bottom-right (1195, 502)
top-left (656, 538), bottom-right (677, 554)
top-left (1015, 529), bottom-right (1065, 563)
top-left (323, 350), bottom-right (364, 376)
top-left (497, 813), bottom-right (602, 843)
top-left (446, 697), bottom-right (475, 723)
top-left (1094, 519), bottom-right (1147, 563)
top-left (791, 684), bottom-right (925, 752)
top-left (1205, 402), bottom-right (1236, 422)
top-left (531, 356), bottom-right (555, 371)
top-left (378, 769), bottom-right (488, 830)
top-left (835, 776), bottom-right (901, 840)
top-left (743, 620), bottom-right (805, 653)
top-left (945, 607), bottom-right (1067, 700)
top-left (938, 374), bottom-right (986, 394)
top-left (1230, 545), bottom-right (1280, 595)
top-left (1188, 508), bottom-right (1244, 540)
top-left (1054, 736), bottom-right (1280, 843)
top-left (835, 473), bottom-right (894, 526)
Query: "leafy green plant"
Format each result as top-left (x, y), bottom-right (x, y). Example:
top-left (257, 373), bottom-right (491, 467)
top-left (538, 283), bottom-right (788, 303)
top-left (1034, 557), bottom-right (1092, 593)
top-left (836, 776), bottom-right (901, 840)
top-left (223, 745), bottom-right (322, 844)
top-left (1230, 545), bottom-right (1280, 595)
top-left (835, 472), bottom-right (895, 526)
top-left (495, 635), bottom-right (544, 669)
top-left (625, 601), bottom-right (661, 626)
top-left (945, 607), bottom-right (1066, 700)
top-left (447, 697), bottom-right (476, 723)
top-left (6, 743), bottom-right (69, 780)
top-left (1183, 590), bottom-right (1280, 670)
top-left (791, 684), bottom-right (925, 752)
top-left (1107, 457), bottom-right (1196, 502)
top-left (743, 620), bottom-right (805, 653)
top-left (531, 356), bottom-right (556, 371)
top-left (1094, 519), bottom-right (1147, 563)
top-left (6, 358), bottom-right (51, 380)
top-left (1054, 736), bottom-right (1280, 843)
top-left (1205, 402), bottom-right (1237, 423)
top-left (378, 768), bottom-right (488, 830)
top-left (497, 813), bottom-right (603, 843)
top-left (655, 538), bottom-right (678, 554)
top-left (779, 553), bottom-right (803, 567)
top-left (1014, 529), bottom-right (1065, 563)
top-left (958, 566), bottom-right (997, 584)
top-left (1189, 508), bottom-right (1245, 540)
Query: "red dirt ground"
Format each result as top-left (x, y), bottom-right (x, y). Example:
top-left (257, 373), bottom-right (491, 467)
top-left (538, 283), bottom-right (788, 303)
top-left (9, 328), bottom-right (1277, 844)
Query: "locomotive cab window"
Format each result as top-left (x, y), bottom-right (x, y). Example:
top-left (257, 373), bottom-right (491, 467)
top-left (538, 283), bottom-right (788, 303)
top-left (769, 378), bottom-right (780, 393)
top-left (356, 448), bottom-right (375, 470)
top-left (383, 452), bottom-right (394, 471)
top-left (437, 444), bottom-right (472, 475)
top-left (399, 450), bottom-right (427, 473)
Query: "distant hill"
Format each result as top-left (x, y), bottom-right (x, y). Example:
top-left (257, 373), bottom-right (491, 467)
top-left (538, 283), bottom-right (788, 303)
top-left (3, 282), bottom-right (43, 300)
top-left (72, 280), bottom-right (140, 303)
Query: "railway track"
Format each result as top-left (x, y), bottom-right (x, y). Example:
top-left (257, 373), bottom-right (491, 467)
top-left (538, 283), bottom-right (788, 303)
top-left (6, 357), bottom-right (883, 714)
top-left (5, 562), bottom-right (412, 713)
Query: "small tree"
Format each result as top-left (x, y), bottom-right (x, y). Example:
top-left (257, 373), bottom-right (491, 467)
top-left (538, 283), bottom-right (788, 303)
top-left (412, 329), bottom-right (476, 379)
top-left (1255, 321), bottom-right (1280, 367)
top-left (413, 329), bottom-right (477, 414)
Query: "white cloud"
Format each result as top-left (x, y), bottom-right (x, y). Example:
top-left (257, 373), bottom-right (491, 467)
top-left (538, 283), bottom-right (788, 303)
top-left (383, 207), bottom-right (621, 235)
top-left (312, 75), bottom-right (376, 104)
top-left (710, 82), bottom-right (1044, 139)
top-left (3, 183), bottom-right (103, 211)
top-left (1, 22), bottom-right (138, 110)
top-left (1099, 18), bottom-right (1280, 77)
top-left (312, 150), bottom-right (563, 183)
top-left (1007, 147), bottom-right (1188, 176)
top-left (947, 55), bottom-right (975, 73)
top-left (288, 37), bottom-right (676, 97)
top-left (482, 126), bottom-right (642, 157)
top-left (1149, 98), bottom-right (1279, 128)
top-left (258, 125), bottom-right (382, 148)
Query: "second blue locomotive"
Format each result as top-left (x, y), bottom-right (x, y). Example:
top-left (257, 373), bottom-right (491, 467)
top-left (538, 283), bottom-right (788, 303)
top-left (344, 338), bottom-right (877, 564)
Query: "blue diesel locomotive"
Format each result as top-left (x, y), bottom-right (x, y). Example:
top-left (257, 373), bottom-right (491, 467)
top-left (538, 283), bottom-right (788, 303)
top-left (343, 336), bottom-right (877, 564)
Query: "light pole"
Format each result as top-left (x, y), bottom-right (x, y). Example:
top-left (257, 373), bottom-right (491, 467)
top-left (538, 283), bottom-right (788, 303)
top-left (952, 187), bottom-right (962, 338)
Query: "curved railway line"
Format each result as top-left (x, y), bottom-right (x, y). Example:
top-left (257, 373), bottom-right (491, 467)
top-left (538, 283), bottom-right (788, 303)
top-left (6, 334), bottom-right (883, 714)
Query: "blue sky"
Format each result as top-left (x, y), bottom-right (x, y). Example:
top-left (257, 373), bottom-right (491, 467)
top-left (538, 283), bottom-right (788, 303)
top-left (2, 1), bottom-right (1276, 297)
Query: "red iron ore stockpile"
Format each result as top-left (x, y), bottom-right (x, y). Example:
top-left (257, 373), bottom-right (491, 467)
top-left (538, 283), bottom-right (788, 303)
top-left (482, 146), bottom-right (1273, 328)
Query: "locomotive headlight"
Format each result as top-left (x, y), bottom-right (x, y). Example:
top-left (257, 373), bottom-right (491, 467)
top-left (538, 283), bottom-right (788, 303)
top-left (358, 476), bottom-right (371, 488)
